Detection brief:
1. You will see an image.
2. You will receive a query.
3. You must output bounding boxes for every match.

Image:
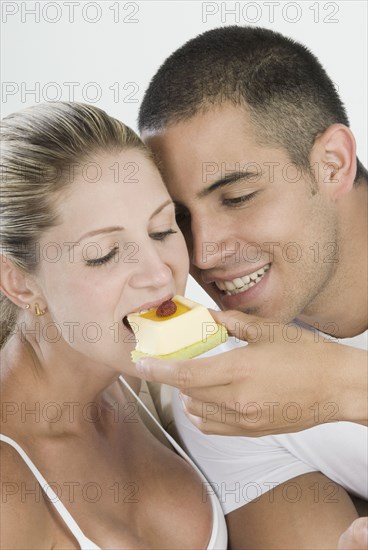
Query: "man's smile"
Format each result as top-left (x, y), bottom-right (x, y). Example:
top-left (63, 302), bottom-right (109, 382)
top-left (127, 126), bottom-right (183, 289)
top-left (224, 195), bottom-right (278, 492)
top-left (212, 263), bottom-right (271, 296)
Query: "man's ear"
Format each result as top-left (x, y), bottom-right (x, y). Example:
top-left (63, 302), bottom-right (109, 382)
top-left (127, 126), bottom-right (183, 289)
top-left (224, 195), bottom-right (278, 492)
top-left (0, 255), bottom-right (41, 309)
top-left (310, 123), bottom-right (357, 200)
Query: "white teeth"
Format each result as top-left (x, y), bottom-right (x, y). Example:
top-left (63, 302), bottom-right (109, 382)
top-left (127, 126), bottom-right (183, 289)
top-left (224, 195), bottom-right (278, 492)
top-left (224, 281), bottom-right (236, 291)
top-left (214, 263), bottom-right (271, 295)
top-left (233, 277), bottom-right (245, 288)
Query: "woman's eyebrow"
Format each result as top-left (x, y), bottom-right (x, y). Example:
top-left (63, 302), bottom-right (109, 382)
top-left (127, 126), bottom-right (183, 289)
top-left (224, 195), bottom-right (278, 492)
top-left (74, 226), bottom-right (125, 246)
top-left (149, 199), bottom-right (173, 220)
top-left (73, 200), bottom-right (173, 246)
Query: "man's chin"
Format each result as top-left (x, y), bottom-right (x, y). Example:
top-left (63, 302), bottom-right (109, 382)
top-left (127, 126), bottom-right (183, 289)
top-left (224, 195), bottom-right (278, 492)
top-left (216, 294), bottom-right (299, 323)
top-left (201, 280), bottom-right (302, 323)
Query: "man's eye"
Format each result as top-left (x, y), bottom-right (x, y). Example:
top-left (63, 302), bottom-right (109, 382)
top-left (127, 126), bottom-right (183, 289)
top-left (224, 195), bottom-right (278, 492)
top-left (85, 246), bottom-right (119, 267)
top-left (150, 229), bottom-right (178, 241)
top-left (222, 192), bottom-right (258, 206)
top-left (175, 207), bottom-right (191, 225)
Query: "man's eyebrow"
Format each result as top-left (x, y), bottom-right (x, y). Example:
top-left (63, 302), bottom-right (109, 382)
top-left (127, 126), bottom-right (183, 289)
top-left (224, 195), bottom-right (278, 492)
top-left (198, 170), bottom-right (259, 198)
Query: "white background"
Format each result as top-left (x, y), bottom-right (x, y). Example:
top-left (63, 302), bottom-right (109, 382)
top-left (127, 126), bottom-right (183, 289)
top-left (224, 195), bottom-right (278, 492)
top-left (1, 0), bottom-right (367, 306)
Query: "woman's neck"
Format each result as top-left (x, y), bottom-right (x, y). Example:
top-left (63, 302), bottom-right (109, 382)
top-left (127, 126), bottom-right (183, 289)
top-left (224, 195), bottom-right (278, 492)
top-left (0, 330), bottom-right (141, 438)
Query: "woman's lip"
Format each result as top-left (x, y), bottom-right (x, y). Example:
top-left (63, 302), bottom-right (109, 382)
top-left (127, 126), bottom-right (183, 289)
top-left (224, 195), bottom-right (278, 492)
top-left (122, 293), bottom-right (174, 331)
top-left (129, 293), bottom-right (174, 314)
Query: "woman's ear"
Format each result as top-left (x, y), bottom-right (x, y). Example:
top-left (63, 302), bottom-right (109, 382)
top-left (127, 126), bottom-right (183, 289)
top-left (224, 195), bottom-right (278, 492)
top-left (0, 255), bottom-right (39, 308)
top-left (310, 124), bottom-right (357, 200)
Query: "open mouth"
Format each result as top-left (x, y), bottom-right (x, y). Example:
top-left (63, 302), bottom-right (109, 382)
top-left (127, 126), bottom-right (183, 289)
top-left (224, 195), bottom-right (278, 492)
top-left (122, 294), bottom-right (174, 333)
top-left (122, 316), bottom-right (133, 332)
top-left (214, 263), bottom-right (270, 296)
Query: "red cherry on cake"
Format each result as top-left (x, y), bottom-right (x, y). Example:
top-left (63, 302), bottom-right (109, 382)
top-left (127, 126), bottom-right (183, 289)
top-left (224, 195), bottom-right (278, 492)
top-left (156, 299), bottom-right (177, 317)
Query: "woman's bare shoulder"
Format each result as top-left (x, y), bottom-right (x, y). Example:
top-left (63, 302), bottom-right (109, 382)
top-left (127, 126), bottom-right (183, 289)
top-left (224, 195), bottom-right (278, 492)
top-left (0, 440), bottom-right (54, 549)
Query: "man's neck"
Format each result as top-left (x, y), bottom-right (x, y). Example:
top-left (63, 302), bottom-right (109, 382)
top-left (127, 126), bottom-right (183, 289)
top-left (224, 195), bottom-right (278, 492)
top-left (298, 182), bottom-right (367, 338)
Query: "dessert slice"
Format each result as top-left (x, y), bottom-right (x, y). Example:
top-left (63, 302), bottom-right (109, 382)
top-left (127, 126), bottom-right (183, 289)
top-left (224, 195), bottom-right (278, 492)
top-left (128, 295), bottom-right (228, 362)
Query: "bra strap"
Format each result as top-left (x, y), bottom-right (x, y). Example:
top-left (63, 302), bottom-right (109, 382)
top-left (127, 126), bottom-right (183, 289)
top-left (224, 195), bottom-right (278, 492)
top-left (118, 376), bottom-right (224, 549)
top-left (0, 433), bottom-right (99, 549)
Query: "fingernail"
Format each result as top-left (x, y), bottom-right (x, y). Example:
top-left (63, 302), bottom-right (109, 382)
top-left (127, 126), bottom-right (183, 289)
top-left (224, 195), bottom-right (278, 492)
top-left (362, 524), bottom-right (368, 544)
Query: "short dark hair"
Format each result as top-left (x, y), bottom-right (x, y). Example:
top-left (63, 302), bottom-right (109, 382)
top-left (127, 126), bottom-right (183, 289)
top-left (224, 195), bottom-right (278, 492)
top-left (139, 26), bottom-right (366, 182)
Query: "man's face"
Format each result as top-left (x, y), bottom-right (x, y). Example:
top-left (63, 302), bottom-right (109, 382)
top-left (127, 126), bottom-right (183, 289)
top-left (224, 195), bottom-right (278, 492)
top-left (142, 104), bottom-right (339, 322)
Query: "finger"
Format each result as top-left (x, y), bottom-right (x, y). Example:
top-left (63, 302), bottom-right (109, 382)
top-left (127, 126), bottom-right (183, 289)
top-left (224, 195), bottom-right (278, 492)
top-left (135, 351), bottom-right (241, 390)
top-left (180, 384), bottom-right (231, 402)
top-left (337, 517), bottom-right (368, 549)
top-left (180, 393), bottom-right (236, 424)
top-left (209, 309), bottom-right (271, 342)
top-left (180, 393), bottom-right (265, 428)
top-left (184, 410), bottom-right (248, 436)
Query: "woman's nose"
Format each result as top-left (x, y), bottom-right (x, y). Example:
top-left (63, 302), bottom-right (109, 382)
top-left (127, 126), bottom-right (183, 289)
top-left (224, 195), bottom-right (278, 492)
top-left (129, 246), bottom-right (172, 289)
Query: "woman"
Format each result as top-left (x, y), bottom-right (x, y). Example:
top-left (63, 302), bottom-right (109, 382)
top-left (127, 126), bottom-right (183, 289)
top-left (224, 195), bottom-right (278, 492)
top-left (0, 102), bottom-right (227, 549)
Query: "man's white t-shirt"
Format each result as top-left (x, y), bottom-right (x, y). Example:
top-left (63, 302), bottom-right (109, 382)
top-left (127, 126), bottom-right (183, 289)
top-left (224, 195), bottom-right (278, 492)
top-left (171, 329), bottom-right (367, 515)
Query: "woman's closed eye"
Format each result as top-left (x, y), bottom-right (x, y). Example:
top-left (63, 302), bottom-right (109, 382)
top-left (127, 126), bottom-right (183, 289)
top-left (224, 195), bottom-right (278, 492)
top-left (84, 229), bottom-right (177, 267)
top-left (85, 246), bottom-right (119, 267)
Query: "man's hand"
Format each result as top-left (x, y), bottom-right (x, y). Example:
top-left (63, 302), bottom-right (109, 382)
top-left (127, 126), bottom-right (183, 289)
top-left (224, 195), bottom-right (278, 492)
top-left (338, 517), bottom-right (368, 549)
top-left (135, 310), bottom-right (367, 436)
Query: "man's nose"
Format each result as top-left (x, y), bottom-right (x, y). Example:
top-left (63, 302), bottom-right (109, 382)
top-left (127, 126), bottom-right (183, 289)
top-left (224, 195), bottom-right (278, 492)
top-left (191, 215), bottom-right (229, 270)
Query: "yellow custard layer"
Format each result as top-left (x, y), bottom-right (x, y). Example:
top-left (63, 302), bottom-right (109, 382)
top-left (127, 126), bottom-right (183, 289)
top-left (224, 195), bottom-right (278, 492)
top-left (140, 300), bottom-right (190, 321)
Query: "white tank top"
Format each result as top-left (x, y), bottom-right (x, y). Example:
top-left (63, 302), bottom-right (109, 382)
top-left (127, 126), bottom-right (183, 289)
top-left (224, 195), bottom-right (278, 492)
top-left (0, 376), bottom-right (227, 549)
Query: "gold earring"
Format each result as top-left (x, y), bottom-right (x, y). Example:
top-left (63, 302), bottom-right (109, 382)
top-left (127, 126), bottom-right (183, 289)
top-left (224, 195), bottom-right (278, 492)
top-left (34, 303), bottom-right (46, 316)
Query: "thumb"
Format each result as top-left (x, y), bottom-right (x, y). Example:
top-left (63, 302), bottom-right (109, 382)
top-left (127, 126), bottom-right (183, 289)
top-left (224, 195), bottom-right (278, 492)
top-left (209, 308), bottom-right (277, 343)
top-left (337, 517), bottom-right (368, 549)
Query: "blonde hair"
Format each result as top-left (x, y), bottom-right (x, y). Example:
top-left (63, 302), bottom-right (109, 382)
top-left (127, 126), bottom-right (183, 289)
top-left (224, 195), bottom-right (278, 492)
top-left (0, 101), bottom-right (148, 347)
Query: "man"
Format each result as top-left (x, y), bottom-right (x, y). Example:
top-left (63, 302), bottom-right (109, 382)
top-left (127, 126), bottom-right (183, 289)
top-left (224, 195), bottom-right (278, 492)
top-left (136, 26), bottom-right (367, 548)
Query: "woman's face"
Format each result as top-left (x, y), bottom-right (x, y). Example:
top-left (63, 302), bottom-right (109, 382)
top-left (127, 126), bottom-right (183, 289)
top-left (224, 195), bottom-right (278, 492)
top-left (33, 149), bottom-right (189, 370)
